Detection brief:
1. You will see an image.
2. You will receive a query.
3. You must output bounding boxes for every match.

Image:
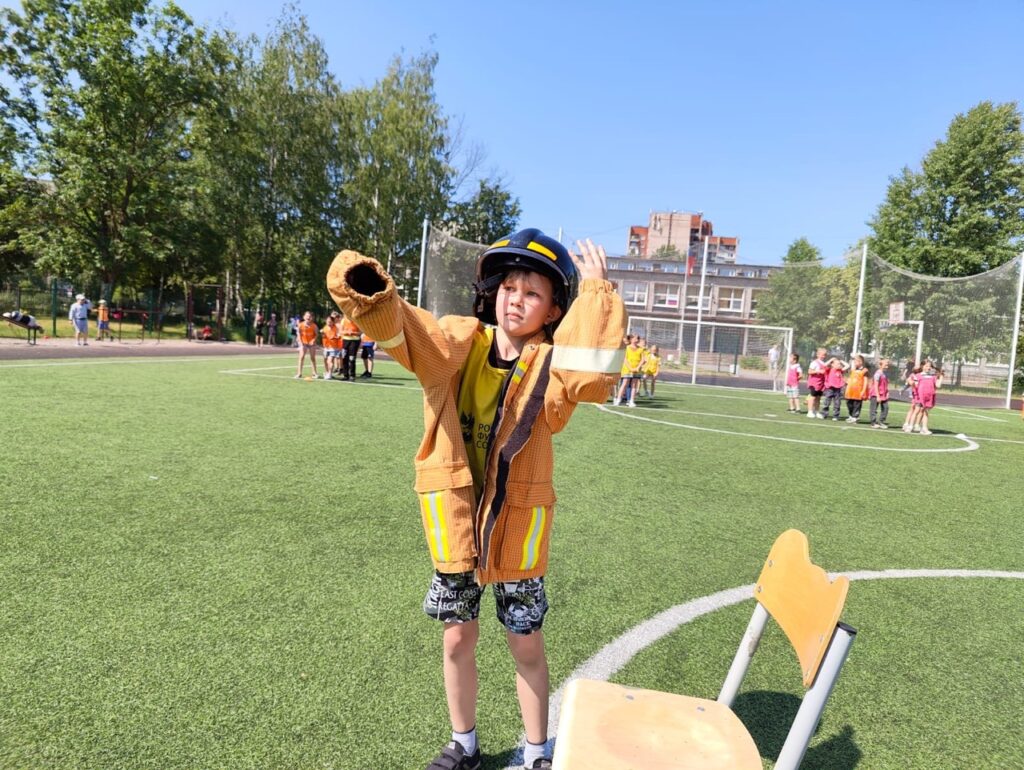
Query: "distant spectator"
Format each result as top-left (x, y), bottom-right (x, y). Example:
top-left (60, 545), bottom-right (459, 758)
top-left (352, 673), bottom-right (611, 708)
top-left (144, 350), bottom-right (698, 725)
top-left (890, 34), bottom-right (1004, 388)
top-left (294, 311), bottom-right (319, 378)
top-left (199, 324), bottom-right (214, 341)
top-left (95, 299), bottom-right (113, 342)
top-left (267, 312), bottom-right (278, 345)
top-left (254, 310), bottom-right (266, 347)
top-left (768, 343), bottom-right (781, 391)
top-left (360, 332), bottom-right (377, 378)
top-left (68, 293), bottom-right (91, 346)
top-left (340, 315), bottom-right (362, 381)
top-left (288, 315), bottom-right (300, 347)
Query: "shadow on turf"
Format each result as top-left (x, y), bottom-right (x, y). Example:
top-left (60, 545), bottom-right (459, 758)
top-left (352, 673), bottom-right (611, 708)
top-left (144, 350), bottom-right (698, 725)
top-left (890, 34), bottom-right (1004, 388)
top-left (734, 690), bottom-right (862, 768)
top-left (483, 691), bottom-right (862, 769)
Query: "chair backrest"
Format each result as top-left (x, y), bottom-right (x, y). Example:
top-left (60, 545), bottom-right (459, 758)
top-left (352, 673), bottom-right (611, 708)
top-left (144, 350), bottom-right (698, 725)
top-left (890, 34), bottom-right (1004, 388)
top-left (755, 529), bottom-right (849, 687)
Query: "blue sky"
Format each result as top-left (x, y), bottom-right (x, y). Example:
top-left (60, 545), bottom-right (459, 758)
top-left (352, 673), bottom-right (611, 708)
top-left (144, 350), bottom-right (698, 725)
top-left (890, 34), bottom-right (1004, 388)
top-left (103, 2), bottom-right (1024, 262)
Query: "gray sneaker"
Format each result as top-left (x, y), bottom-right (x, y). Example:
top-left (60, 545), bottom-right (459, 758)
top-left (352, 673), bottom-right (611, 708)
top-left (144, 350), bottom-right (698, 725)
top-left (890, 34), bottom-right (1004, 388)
top-left (426, 741), bottom-right (481, 770)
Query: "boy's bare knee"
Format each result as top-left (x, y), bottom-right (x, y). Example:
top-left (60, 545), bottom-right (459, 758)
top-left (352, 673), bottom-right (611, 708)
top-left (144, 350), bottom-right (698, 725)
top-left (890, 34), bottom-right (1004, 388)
top-left (506, 631), bottom-right (546, 668)
top-left (443, 621), bottom-right (479, 661)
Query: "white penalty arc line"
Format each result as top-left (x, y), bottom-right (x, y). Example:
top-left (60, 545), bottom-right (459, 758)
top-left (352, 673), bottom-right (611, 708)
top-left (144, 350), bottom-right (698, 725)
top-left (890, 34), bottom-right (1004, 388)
top-left (594, 404), bottom-right (979, 453)
top-left (502, 569), bottom-right (1024, 769)
top-left (219, 366), bottom-right (418, 391)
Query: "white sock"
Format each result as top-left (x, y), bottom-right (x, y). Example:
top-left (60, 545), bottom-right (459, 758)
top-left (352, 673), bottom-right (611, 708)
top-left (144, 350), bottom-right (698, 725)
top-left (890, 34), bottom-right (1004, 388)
top-left (523, 739), bottom-right (550, 766)
top-left (452, 727), bottom-right (477, 756)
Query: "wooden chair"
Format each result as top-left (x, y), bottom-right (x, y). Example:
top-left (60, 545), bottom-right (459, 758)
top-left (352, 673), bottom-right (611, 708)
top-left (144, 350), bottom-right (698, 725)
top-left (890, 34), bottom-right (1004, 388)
top-left (554, 529), bottom-right (856, 770)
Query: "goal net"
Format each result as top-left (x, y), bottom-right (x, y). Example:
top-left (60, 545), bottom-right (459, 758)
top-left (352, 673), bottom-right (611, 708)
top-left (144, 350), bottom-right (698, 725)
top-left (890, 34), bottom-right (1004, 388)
top-left (628, 316), bottom-right (792, 389)
top-left (418, 223), bottom-right (486, 319)
top-left (864, 253), bottom-right (1022, 395)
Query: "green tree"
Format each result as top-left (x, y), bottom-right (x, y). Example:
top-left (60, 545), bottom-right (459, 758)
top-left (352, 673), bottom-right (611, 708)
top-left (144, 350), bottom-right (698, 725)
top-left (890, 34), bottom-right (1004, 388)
top-left (345, 51), bottom-right (454, 298)
top-left (757, 238), bottom-right (830, 353)
top-left (196, 10), bottom-right (347, 315)
top-left (869, 101), bottom-right (1024, 276)
top-left (443, 177), bottom-right (520, 244)
top-left (652, 244), bottom-right (683, 261)
top-left (1, 0), bottom-right (226, 294)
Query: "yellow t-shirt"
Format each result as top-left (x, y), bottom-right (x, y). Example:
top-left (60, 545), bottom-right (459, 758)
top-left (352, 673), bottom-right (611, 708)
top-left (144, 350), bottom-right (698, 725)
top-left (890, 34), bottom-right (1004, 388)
top-left (645, 354), bottom-right (661, 375)
top-left (621, 345), bottom-right (644, 375)
top-left (456, 327), bottom-right (513, 499)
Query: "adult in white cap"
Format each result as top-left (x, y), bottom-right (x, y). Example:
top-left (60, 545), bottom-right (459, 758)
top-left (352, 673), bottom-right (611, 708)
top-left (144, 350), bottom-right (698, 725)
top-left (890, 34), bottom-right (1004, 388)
top-left (68, 293), bottom-right (92, 346)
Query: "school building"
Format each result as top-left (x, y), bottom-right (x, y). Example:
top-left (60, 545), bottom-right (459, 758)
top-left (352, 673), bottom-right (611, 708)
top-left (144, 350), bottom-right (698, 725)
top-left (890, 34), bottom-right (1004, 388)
top-left (613, 211), bottom-right (780, 324)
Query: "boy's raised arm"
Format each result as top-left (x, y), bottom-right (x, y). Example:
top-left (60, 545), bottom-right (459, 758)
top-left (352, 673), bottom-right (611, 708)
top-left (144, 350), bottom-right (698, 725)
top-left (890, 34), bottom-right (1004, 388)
top-left (545, 240), bottom-right (627, 432)
top-left (326, 250), bottom-right (476, 387)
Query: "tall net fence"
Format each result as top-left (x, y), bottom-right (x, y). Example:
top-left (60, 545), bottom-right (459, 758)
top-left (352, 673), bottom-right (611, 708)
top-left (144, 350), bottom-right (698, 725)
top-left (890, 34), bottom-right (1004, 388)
top-left (864, 254), bottom-right (1022, 395)
top-left (419, 224), bottom-right (486, 319)
top-left (628, 316), bottom-right (791, 386)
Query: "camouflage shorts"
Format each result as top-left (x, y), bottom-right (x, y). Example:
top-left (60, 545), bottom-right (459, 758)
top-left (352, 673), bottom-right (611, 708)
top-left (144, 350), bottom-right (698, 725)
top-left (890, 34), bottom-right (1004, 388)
top-left (423, 570), bottom-right (549, 635)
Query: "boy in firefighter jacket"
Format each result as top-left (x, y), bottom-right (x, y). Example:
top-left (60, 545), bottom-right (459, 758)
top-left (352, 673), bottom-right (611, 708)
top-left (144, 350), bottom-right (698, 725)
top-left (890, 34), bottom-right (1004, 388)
top-left (326, 231), bottom-right (626, 770)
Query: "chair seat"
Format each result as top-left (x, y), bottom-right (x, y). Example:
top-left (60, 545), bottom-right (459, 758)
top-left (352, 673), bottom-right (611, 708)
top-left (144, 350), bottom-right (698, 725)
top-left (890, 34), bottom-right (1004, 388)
top-left (554, 679), bottom-right (761, 770)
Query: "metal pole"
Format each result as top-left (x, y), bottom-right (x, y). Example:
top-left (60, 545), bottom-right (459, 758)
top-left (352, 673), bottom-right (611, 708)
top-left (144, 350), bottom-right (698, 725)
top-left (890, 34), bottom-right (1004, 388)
top-left (1006, 253), bottom-right (1024, 409)
top-left (416, 218), bottom-right (429, 309)
top-left (914, 321), bottom-right (924, 366)
top-left (851, 242), bottom-right (868, 356)
top-left (691, 237), bottom-right (710, 385)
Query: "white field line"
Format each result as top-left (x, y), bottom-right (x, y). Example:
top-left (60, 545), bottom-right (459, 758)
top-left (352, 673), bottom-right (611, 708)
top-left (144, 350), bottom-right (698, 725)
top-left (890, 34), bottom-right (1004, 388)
top-left (501, 569), bottom-right (1024, 768)
top-left (595, 404), bottom-right (979, 453)
top-left (936, 405), bottom-right (1006, 423)
top-left (0, 354), bottom-right (294, 369)
top-left (963, 434), bottom-right (1024, 446)
top-left (219, 364), bottom-right (418, 391)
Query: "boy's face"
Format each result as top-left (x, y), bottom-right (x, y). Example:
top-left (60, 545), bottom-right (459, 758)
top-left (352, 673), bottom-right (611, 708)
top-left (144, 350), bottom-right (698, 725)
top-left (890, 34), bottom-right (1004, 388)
top-left (303, 312), bottom-right (312, 322)
top-left (495, 270), bottom-right (560, 339)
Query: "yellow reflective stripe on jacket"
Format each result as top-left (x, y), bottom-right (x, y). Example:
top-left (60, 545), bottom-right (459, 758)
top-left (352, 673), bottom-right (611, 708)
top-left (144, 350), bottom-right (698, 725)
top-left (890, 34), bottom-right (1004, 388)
top-left (420, 492), bottom-right (450, 562)
top-left (520, 505), bottom-right (547, 570)
top-left (510, 358), bottom-right (529, 386)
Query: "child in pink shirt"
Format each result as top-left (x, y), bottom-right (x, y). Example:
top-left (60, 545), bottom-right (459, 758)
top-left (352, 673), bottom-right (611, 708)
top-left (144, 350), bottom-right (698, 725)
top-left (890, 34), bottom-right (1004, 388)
top-left (822, 357), bottom-right (849, 421)
top-left (869, 357), bottom-right (890, 428)
top-left (914, 360), bottom-right (942, 435)
top-left (785, 353), bottom-right (802, 413)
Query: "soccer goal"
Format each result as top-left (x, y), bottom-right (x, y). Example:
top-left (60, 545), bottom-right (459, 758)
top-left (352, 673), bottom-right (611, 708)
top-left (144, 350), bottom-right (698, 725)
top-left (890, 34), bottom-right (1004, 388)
top-left (417, 221), bottom-right (486, 319)
top-left (628, 316), bottom-right (793, 391)
top-left (860, 252), bottom-right (1024, 407)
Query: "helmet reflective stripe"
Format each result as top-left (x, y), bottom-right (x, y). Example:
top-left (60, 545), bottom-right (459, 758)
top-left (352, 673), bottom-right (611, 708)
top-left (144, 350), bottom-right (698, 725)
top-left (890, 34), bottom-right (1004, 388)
top-left (526, 241), bottom-right (558, 262)
top-left (490, 238), bottom-right (511, 248)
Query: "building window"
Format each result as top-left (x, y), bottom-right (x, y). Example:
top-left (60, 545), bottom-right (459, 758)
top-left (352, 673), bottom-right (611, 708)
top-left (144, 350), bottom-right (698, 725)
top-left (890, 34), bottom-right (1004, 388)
top-left (653, 283), bottom-right (680, 309)
top-left (614, 262), bottom-right (634, 271)
top-left (685, 286), bottom-right (710, 312)
top-left (718, 287), bottom-right (744, 314)
top-left (636, 262), bottom-right (654, 272)
top-left (750, 290), bottom-right (763, 317)
top-left (720, 268), bottom-right (736, 277)
top-left (622, 280), bottom-right (648, 306)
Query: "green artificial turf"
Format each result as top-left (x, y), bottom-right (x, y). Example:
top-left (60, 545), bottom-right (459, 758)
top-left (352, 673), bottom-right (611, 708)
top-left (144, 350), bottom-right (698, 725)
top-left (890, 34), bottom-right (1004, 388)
top-left (0, 355), bottom-right (1021, 769)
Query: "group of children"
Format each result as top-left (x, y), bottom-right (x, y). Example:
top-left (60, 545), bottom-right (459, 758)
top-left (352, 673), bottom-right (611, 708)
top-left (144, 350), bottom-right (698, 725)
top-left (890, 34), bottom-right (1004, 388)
top-left (785, 347), bottom-right (943, 433)
top-left (612, 334), bottom-right (661, 406)
top-left (291, 310), bottom-right (377, 381)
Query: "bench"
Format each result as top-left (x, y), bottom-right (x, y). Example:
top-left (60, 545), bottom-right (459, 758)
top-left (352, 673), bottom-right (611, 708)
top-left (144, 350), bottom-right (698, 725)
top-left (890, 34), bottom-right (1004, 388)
top-left (2, 311), bottom-right (44, 344)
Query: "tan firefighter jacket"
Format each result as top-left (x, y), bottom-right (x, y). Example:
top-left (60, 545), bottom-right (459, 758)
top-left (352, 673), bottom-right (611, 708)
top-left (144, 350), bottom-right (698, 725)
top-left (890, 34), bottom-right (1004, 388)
top-left (327, 250), bottom-right (626, 584)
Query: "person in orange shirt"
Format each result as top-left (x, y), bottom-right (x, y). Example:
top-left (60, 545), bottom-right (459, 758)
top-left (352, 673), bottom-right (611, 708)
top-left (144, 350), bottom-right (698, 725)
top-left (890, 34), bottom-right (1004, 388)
top-left (294, 310), bottom-right (319, 379)
top-left (359, 332), bottom-right (377, 378)
top-left (339, 315), bottom-right (361, 381)
top-left (320, 312), bottom-right (343, 379)
top-left (95, 299), bottom-right (113, 342)
top-left (844, 354), bottom-right (871, 423)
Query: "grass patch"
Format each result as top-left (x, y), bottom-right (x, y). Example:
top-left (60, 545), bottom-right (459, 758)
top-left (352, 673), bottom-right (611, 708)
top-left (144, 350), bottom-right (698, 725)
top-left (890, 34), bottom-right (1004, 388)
top-left (0, 356), bottom-right (1021, 768)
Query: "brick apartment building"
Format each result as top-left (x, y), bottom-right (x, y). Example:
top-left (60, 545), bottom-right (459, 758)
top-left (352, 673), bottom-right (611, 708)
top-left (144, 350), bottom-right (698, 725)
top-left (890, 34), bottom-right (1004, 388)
top-left (613, 210), bottom-right (778, 324)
